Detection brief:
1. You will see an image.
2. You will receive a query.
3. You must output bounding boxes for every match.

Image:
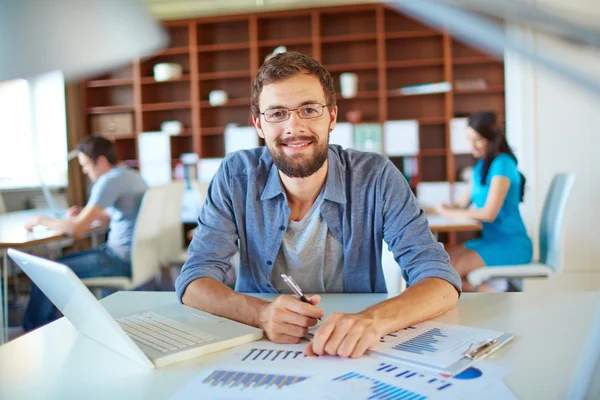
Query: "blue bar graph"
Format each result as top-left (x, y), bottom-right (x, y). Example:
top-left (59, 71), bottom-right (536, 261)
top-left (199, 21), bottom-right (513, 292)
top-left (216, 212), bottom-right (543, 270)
top-left (333, 371), bottom-right (427, 400)
top-left (241, 348), bottom-right (306, 362)
top-left (377, 362), bottom-right (452, 391)
top-left (392, 328), bottom-right (448, 355)
top-left (203, 370), bottom-right (308, 390)
top-left (376, 363), bottom-right (453, 392)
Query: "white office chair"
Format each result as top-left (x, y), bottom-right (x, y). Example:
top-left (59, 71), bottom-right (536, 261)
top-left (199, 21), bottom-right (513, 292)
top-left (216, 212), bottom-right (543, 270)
top-left (164, 180), bottom-right (239, 287)
top-left (467, 173), bottom-right (576, 291)
top-left (0, 192), bottom-right (6, 214)
top-left (81, 186), bottom-right (165, 291)
top-left (382, 242), bottom-right (407, 296)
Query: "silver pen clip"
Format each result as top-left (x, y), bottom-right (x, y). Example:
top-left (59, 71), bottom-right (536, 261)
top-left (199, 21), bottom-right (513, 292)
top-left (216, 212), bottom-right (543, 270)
top-left (462, 339), bottom-right (498, 360)
top-left (281, 274), bottom-right (304, 297)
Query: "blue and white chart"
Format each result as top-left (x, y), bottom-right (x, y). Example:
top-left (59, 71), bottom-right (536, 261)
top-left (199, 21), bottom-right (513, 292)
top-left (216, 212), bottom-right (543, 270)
top-left (170, 341), bottom-right (511, 400)
top-left (370, 321), bottom-right (511, 372)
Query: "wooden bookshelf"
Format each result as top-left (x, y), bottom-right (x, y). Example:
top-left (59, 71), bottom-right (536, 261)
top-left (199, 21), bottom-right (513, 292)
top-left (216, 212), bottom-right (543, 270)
top-left (81, 3), bottom-right (505, 244)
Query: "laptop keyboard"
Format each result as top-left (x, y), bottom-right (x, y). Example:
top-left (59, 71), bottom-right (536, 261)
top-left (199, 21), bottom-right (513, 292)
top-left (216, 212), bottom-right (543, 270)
top-left (116, 312), bottom-right (216, 353)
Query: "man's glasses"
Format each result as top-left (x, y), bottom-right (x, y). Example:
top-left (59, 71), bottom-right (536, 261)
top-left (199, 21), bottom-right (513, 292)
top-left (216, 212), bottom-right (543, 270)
top-left (260, 103), bottom-right (328, 123)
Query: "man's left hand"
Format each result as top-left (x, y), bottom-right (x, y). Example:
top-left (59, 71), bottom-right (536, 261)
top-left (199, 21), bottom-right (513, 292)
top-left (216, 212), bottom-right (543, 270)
top-left (304, 312), bottom-right (382, 358)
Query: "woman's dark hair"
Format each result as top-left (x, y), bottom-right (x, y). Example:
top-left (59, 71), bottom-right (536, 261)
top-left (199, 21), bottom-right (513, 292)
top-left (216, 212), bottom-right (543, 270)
top-left (468, 111), bottom-right (526, 202)
top-left (76, 135), bottom-right (118, 165)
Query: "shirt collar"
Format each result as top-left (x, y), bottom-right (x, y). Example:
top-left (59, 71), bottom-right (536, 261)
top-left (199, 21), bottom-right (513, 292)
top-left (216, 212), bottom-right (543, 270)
top-left (260, 146), bottom-right (347, 204)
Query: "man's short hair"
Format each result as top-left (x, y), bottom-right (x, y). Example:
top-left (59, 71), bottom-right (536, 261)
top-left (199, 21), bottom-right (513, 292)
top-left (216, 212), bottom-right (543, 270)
top-left (251, 51), bottom-right (336, 117)
top-left (76, 135), bottom-right (118, 165)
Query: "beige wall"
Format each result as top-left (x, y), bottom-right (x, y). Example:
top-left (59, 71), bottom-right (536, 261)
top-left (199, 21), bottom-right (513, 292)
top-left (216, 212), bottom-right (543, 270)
top-left (505, 0), bottom-right (600, 272)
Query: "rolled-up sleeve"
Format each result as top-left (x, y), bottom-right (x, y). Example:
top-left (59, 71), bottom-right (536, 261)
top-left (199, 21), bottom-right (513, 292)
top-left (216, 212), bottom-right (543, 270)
top-left (175, 158), bottom-right (240, 302)
top-left (380, 161), bottom-right (462, 294)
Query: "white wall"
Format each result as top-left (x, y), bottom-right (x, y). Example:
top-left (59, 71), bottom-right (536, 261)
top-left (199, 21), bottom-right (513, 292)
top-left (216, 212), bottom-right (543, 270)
top-left (505, 0), bottom-right (600, 272)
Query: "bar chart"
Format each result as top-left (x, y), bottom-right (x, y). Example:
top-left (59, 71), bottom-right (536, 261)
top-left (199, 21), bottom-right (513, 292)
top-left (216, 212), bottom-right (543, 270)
top-left (333, 371), bottom-right (427, 400)
top-left (202, 369), bottom-right (308, 390)
top-left (375, 362), bottom-right (453, 391)
top-left (241, 348), bottom-right (307, 362)
top-left (392, 328), bottom-right (448, 355)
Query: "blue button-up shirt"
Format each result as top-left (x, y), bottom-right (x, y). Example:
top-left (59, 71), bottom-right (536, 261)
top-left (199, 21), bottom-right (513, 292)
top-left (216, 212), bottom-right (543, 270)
top-left (175, 146), bottom-right (461, 301)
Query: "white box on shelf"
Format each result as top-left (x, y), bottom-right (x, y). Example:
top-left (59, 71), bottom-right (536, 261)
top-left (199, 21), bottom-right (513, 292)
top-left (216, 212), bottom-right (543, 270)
top-left (383, 120), bottom-right (419, 156)
top-left (450, 118), bottom-right (471, 154)
top-left (330, 122), bottom-right (354, 149)
top-left (224, 124), bottom-right (258, 154)
top-left (416, 182), bottom-right (451, 208)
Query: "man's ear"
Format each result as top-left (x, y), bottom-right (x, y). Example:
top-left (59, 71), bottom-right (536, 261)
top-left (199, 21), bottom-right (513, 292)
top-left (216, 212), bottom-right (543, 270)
top-left (328, 105), bottom-right (338, 132)
top-left (252, 114), bottom-right (264, 139)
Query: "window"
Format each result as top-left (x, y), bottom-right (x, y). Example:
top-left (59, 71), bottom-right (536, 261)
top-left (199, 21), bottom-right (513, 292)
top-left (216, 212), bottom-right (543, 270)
top-left (0, 71), bottom-right (68, 189)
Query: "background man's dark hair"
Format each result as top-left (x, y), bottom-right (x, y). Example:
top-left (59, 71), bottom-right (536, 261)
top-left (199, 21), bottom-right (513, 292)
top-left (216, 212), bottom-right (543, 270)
top-left (76, 135), bottom-right (118, 165)
top-left (251, 51), bottom-right (336, 117)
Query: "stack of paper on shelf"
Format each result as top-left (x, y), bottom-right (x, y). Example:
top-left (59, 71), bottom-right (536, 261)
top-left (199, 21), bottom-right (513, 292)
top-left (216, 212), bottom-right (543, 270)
top-left (224, 124), bottom-right (259, 155)
top-left (451, 118), bottom-right (471, 154)
top-left (329, 122), bottom-right (354, 149)
top-left (417, 181), bottom-right (452, 208)
top-left (383, 120), bottom-right (419, 156)
top-left (138, 131), bottom-right (172, 187)
top-left (197, 158), bottom-right (223, 184)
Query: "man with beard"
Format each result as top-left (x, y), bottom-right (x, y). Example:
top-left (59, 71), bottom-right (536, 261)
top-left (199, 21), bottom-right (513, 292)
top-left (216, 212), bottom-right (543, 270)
top-left (176, 52), bottom-right (461, 359)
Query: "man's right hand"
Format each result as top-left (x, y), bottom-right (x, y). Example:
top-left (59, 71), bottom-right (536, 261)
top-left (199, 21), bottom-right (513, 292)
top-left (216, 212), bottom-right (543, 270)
top-left (258, 294), bottom-right (324, 344)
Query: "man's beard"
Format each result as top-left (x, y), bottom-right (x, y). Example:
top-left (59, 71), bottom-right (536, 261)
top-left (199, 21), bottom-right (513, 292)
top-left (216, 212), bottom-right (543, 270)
top-left (268, 133), bottom-right (329, 178)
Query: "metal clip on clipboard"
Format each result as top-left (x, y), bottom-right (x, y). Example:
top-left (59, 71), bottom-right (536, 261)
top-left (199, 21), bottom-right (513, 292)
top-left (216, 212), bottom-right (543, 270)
top-left (463, 338), bottom-right (500, 360)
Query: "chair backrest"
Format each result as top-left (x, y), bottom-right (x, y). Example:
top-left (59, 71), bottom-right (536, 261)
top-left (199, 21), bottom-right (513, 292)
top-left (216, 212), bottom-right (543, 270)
top-left (0, 192), bottom-right (6, 214)
top-left (129, 186), bottom-right (166, 287)
top-left (538, 173), bottom-right (576, 271)
top-left (158, 181), bottom-right (186, 265)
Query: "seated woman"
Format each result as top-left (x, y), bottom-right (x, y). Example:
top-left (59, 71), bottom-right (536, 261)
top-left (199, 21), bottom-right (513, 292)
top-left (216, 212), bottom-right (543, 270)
top-left (436, 111), bottom-right (533, 292)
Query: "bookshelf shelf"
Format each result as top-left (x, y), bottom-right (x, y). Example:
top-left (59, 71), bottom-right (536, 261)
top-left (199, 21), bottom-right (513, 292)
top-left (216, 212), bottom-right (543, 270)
top-left (140, 75), bottom-right (191, 84)
top-left (141, 102), bottom-right (192, 112)
top-left (199, 98), bottom-right (251, 108)
top-left (198, 70), bottom-right (250, 80)
top-left (87, 105), bottom-right (134, 114)
top-left (86, 79), bottom-right (134, 88)
top-left (320, 33), bottom-right (378, 43)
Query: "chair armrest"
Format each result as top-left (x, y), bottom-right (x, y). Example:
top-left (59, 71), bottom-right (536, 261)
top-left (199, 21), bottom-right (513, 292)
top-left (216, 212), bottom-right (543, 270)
top-left (467, 263), bottom-right (554, 287)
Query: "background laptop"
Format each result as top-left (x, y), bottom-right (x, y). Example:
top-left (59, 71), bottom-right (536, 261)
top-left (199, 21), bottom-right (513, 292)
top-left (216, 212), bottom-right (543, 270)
top-left (8, 248), bottom-right (263, 369)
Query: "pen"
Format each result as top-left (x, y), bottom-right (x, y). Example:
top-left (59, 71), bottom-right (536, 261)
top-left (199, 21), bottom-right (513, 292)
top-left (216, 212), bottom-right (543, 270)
top-left (280, 274), bottom-right (321, 321)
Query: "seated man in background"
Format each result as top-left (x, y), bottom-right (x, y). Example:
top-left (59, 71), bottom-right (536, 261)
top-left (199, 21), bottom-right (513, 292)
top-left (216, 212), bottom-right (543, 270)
top-left (23, 135), bottom-right (148, 331)
top-left (176, 52), bottom-right (461, 359)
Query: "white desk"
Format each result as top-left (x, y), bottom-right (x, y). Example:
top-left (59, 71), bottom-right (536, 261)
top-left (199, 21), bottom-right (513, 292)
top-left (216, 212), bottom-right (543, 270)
top-left (1, 291), bottom-right (599, 399)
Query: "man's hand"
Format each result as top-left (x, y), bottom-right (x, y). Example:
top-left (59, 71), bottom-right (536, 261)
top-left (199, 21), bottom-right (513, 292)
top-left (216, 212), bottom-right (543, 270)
top-left (65, 206), bottom-right (82, 219)
top-left (24, 216), bottom-right (42, 231)
top-left (304, 312), bottom-right (382, 358)
top-left (259, 294), bottom-right (323, 344)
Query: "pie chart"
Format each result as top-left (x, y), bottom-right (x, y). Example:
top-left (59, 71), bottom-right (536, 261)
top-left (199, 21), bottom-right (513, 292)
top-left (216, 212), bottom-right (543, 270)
top-left (453, 367), bottom-right (483, 380)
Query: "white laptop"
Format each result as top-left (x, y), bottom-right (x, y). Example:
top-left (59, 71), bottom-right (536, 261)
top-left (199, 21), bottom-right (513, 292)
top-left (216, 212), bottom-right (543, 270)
top-left (8, 249), bottom-right (263, 369)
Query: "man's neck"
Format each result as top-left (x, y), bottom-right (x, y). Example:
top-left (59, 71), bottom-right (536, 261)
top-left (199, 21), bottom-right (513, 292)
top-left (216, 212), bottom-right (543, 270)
top-left (279, 159), bottom-right (328, 218)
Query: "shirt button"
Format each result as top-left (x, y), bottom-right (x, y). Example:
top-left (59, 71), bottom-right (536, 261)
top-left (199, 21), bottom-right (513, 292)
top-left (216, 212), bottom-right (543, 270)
top-left (279, 225), bottom-right (285, 230)
top-left (267, 261), bottom-right (272, 265)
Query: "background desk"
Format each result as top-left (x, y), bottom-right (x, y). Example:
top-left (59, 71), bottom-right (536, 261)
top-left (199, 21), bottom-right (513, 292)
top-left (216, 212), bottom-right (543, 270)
top-left (0, 291), bottom-right (598, 400)
top-left (0, 209), bottom-right (108, 344)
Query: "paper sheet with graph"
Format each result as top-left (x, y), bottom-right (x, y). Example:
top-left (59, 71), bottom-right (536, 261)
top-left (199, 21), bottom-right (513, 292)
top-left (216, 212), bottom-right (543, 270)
top-left (369, 321), bottom-right (512, 373)
top-left (170, 341), bottom-right (512, 400)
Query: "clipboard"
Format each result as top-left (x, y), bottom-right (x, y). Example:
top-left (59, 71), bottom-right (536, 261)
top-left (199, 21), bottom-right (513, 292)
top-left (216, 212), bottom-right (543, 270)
top-left (366, 322), bottom-right (515, 376)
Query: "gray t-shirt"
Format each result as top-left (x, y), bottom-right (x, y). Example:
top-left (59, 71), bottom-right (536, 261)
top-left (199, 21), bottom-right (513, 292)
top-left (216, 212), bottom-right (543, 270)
top-left (271, 189), bottom-right (344, 294)
top-left (87, 166), bottom-right (147, 261)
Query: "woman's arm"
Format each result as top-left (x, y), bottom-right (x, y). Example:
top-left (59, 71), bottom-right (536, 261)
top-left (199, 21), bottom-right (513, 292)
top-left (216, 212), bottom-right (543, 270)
top-left (437, 176), bottom-right (510, 222)
top-left (454, 181), bottom-right (472, 209)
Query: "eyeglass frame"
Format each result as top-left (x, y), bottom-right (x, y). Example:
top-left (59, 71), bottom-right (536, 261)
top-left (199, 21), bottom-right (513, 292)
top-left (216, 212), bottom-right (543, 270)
top-left (259, 103), bottom-right (330, 123)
